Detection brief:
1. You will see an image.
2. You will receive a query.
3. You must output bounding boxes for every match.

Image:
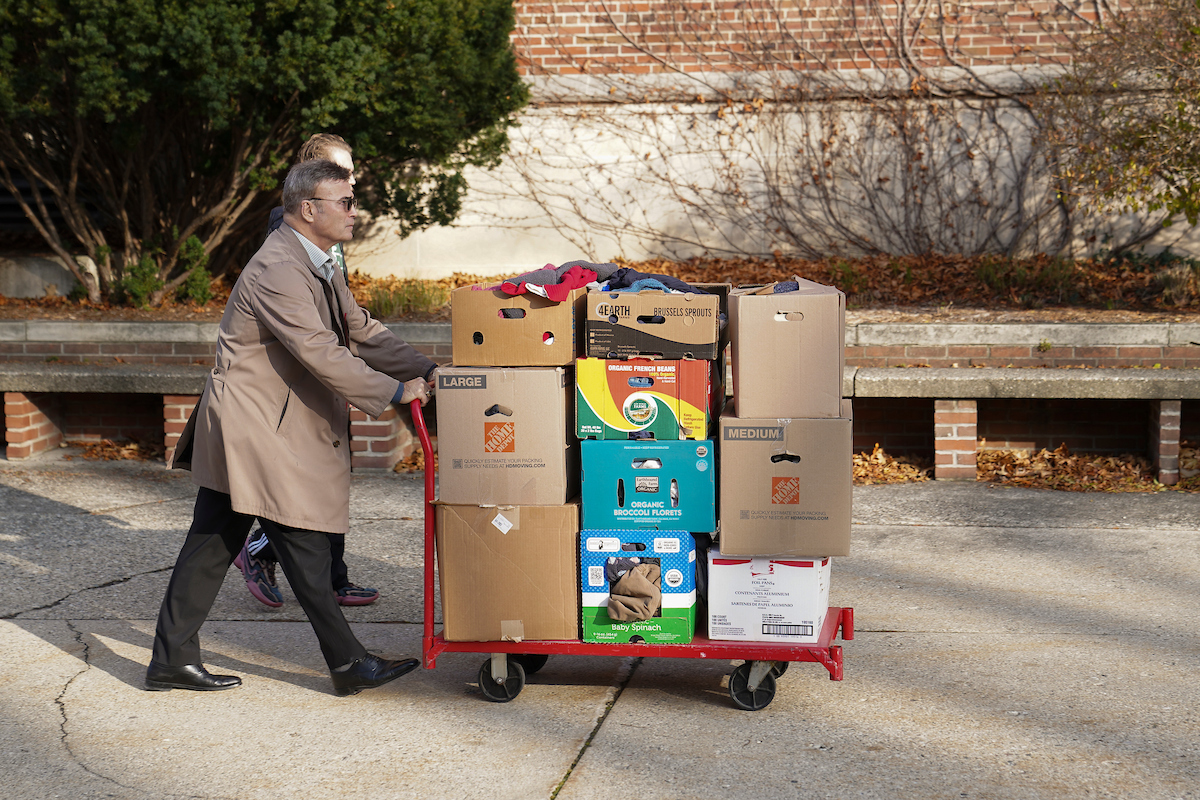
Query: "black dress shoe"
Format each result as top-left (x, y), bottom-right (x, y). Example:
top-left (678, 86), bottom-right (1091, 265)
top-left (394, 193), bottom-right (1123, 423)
top-left (331, 654), bottom-right (419, 696)
top-left (145, 661), bottom-right (242, 692)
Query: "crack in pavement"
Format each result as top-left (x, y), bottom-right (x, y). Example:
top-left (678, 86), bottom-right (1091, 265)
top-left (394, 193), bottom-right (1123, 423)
top-left (54, 621), bottom-right (240, 800)
top-left (1, 566), bottom-right (174, 621)
top-left (53, 620), bottom-right (141, 794)
top-left (88, 493), bottom-right (197, 516)
top-left (550, 656), bottom-right (640, 799)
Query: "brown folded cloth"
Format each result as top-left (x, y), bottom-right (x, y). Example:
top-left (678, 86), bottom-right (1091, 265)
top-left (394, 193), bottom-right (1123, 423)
top-left (608, 563), bottom-right (662, 621)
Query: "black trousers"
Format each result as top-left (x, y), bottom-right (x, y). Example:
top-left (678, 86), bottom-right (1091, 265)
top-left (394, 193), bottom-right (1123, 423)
top-left (151, 487), bottom-right (368, 670)
top-left (252, 531), bottom-right (350, 590)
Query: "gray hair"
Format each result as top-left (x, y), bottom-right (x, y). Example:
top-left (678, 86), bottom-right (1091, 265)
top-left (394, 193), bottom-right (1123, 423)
top-left (281, 159), bottom-right (352, 215)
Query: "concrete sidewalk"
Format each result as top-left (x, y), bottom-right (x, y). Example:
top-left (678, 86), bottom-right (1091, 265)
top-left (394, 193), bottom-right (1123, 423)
top-left (1, 454), bottom-right (1198, 800)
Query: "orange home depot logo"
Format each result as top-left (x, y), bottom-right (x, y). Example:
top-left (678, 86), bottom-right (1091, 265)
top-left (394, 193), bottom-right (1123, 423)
top-left (771, 476), bottom-right (800, 505)
top-left (484, 422), bottom-right (516, 453)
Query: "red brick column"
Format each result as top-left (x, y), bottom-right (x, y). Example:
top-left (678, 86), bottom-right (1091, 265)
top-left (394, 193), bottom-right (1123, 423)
top-left (4, 392), bottom-right (64, 460)
top-left (934, 399), bottom-right (977, 481)
top-left (1149, 400), bottom-right (1181, 486)
top-left (163, 395), bottom-right (200, 463)
top-left (350, 403), bottom-right (417, 471)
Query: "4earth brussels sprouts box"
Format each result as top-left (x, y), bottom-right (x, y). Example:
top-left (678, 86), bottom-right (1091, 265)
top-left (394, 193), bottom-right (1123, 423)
top-left (433, 279), bottom-right (849, 645)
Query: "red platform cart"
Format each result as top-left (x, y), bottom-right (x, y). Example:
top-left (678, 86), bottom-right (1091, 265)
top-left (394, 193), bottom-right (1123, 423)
top-left (411, 401), bottom-right (853, 710)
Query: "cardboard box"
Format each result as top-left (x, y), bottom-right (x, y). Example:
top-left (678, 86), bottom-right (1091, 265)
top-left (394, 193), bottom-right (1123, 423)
top-left (452, 285), bottom-right (586, 366)
top-left (436, 503), bottom-right (580, 642)
top-left (707, 547), bottom-right (830, 643)
top-left (581, 440), bottom-right (716, 531)
top-left (586, 290), bottom-right (721, 360)
top-left (580, 529), bottom-right (696, 643)
top-left (729, 277), bottom-right (845, 418)
top-left (436, 367), bottom-right (578, 505)
top-left (718, 409), bottom-right (851, 556)
top-left (576, 357), bottom-right (714, 440)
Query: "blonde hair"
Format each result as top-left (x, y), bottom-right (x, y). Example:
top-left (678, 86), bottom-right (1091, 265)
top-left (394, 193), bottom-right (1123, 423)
top-left (297, 133), bottom-right (352, 163)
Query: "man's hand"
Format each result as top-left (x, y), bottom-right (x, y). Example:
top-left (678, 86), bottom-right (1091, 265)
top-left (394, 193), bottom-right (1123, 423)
top-left (398, 376), bottom-right (433, 406)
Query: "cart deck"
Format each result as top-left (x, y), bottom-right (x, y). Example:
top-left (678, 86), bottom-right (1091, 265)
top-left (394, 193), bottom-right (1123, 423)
top-left (411, 400), bottom-right (853, 709)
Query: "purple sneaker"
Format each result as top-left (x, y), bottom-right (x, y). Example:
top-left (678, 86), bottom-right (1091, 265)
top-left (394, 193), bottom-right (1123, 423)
top-left (335, 583), bottom-right (379, 606)
top-left (237, 538), bottom-right (283, 608)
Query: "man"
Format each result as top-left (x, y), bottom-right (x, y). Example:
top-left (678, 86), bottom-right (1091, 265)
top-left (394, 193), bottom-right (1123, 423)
top-left (146, 158), bottom-right (436, 695)
top-left (235, 133), bottom-right (381, 609)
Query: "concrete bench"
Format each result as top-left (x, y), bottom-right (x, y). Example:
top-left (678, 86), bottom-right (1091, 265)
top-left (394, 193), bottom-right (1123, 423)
top-left (0, 362), bottom-right (414, 468)
top-left (843, 366), bottom-right (1198, 483)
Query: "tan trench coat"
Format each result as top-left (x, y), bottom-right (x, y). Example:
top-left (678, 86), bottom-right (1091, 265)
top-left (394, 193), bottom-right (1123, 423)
top-left (170, 225), bottom-right (435, 533)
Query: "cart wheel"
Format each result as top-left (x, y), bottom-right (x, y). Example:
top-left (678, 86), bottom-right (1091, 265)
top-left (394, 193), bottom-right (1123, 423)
top-left (771, 661), bottom-right (790, 678)
top-left (513, 654), bottom-right (549, 675)
top-left (478, 658), bottom-right (526, 703)
top-left (728, 662), bottom-right (777, 711)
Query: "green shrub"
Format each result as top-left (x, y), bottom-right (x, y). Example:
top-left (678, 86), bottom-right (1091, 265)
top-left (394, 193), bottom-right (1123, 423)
top-left (367, 280), bottom-right (450, 319)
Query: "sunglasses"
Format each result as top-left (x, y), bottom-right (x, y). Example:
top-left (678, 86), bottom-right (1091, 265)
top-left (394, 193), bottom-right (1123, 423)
top-left (306, 195), bottom-right (357, 212)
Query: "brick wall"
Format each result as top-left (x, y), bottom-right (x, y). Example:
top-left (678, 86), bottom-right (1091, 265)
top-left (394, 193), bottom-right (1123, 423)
top-left (4, 392), bottom-right (64, 459)
top-left (1183, 400), bottom-right (1200, 444)
top-left (514, 0), bottom-right (1094, 77)
top-left (0, 341), bottom-right (446, 366)
top-left (934, 399), bottom-right (977, 480)
top-left (977, 398), bottom-right (1147, 454)
top-left (851, 398), bottom-right (934, 457)
top-left (0, 341), bottom-right (215, 364)
top-left (59, 392), bottom-right (164, 444)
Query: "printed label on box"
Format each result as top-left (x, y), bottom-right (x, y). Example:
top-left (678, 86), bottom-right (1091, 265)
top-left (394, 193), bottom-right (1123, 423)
top-left (484, 422), bottom-right (516, 453)
top-left (771, 476), bottom-right (801, 505)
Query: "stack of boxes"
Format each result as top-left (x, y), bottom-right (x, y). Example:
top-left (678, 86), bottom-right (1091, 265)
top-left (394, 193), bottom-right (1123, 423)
top-left (577, 289), bottom-right (724, 643)
top-left (434, 287), bottom-right (588, 643)
top-left (435, 274), bottom-right (849, 649)
top-left (709, 276), bottom-right (851, 643)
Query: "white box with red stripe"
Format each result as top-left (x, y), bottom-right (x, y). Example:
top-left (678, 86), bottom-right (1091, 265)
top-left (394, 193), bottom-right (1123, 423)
top-left (706, 547), bottom-right (830, 643)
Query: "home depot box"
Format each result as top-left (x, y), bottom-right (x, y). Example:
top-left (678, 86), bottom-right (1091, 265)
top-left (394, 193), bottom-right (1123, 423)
top-left (730, 277), bottom-right (845, 418)
top-left (718, 408), bottom-right (851, 556)
top-left (451, 285), bottom-right (587, 366)
top-left (436, 367), bottom-right (577, 505)
top-left (586, 290), bottom-right (721, 360)
top-left (580, 529), bottom-right (696, 643)
top-left (581, 440), bottom-right (716, 531)
top-left (707, 547), bottom-right (830, 643)
top-left (576, 357), bottom-right (715, 440)
top-left (436, 503), bottom-right (580, 642)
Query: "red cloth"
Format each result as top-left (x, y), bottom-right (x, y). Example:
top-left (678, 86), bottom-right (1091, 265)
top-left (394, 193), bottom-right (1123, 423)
top-left (501, 265), bottom-right (596, 301)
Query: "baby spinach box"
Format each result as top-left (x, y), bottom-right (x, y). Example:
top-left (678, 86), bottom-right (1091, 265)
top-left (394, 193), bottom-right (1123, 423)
top-left (579, 529), bottom-right (696, 643)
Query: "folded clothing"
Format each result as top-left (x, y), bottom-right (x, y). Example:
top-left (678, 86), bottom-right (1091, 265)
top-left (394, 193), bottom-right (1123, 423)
top-left (607, 558), bottom-right (662, 622)
top-left (603, 267), bottom-right (707, 294)
top-left (501, 259), bottom-right (620, 301)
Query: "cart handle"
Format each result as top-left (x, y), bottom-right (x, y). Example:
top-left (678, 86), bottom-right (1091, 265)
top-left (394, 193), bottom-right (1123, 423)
top-left (410, 399), bottom-right (437, 660)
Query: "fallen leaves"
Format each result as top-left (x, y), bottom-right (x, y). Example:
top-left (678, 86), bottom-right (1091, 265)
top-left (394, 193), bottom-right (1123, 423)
top-left (393, 447), bottom-right (436, 474)
top-left (853, 444), bottom-right (932, 484)
top-left (977, 442), bottom-right (1163, 492)
top-left (63, 438), bottom-right (165, 461)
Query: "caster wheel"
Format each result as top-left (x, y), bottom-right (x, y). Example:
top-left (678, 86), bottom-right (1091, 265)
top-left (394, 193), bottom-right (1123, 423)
top-left (478, 658), bottom-right (526, 703)
top-left (513, 654), bottom-right (549, 675)
top-left (771, 661), bottom-right (789, 678)
top-left (728, 662), bottom-right (777, 711)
